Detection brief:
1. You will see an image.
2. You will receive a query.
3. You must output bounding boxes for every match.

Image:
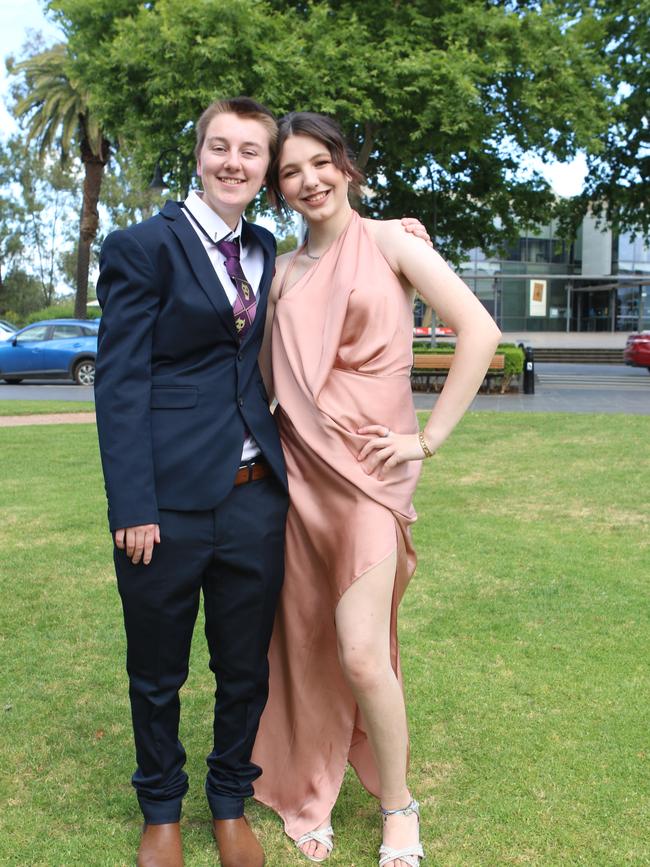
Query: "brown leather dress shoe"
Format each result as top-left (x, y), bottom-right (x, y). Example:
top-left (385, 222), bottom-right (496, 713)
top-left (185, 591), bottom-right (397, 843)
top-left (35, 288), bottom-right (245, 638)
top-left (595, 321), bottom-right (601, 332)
top-left (137, 822), bottom-right (184, 867)
top-left (212, 816), bottom-right (265, 867)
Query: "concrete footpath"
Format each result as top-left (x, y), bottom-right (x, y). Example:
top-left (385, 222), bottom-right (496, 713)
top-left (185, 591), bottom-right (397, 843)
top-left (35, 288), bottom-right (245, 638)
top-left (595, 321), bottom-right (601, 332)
top-left (0, 412), bottom-right (96, 426)
top-left (1, 359), bottom-right (648, 424)
top-left (413, 390), bottom-right (648, 414)
top-left (414, 362), bottom-right (649, 415)
top-left (500, 331), bottom-right (632, 349)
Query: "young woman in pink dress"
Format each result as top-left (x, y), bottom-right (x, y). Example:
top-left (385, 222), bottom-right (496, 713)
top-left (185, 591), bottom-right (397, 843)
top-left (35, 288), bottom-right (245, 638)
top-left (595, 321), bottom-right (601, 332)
top-left (252, 113), bottom-right (501, 867)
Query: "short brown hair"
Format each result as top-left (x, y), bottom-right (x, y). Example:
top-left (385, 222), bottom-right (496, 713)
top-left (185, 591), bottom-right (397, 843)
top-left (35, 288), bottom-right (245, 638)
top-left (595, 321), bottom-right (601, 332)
top-left (194, 96), bottom-right (278, 159)
top-left (267, 112), bottom-right (365, 211)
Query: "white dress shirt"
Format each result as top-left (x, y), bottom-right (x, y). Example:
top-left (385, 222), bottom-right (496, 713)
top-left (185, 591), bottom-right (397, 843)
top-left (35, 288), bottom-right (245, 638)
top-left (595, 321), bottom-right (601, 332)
top-left (182, 190), bottom-right (264, 463)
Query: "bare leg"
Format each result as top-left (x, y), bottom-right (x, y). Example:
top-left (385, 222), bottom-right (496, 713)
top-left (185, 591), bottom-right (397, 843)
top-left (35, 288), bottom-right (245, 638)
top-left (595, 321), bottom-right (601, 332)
top-left (334, 551), bottom-right (419, 867)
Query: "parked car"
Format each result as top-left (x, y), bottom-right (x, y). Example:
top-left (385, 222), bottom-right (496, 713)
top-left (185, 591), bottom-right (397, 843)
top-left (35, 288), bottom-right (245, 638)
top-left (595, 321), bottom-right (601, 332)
top-left (0, 319), bottom-right (98, 385)
top-left (624, 331), bottom-right (650, 371)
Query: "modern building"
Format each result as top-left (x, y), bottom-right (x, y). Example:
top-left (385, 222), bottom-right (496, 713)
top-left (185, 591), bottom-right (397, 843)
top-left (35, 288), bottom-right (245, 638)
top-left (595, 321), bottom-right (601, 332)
top-left (453, 214), bottom-right (650, 333)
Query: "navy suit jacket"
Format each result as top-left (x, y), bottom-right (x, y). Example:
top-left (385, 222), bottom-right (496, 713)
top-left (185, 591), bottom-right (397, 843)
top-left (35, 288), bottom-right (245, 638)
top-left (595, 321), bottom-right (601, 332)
top-left (95, 200), bottom-right (287, 533)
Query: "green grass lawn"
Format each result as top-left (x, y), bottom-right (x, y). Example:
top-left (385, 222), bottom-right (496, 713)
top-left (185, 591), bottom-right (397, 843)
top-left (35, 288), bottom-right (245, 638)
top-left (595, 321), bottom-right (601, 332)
top-left (0, 414), bottom-right (648, 866)
top-left (0, 400), bottom-right (95, 416)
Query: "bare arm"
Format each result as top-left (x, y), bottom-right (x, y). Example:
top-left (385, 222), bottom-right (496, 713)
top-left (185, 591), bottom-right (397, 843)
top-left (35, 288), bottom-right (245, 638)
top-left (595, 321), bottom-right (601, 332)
top-left (400, 217), bottom-right (433, 247)
top-left (358, 221), bottom-right (501, 477)
top-left (258, 289), bottom-right (276, 403)
top-left (258, 253), bottom-right (293, 403)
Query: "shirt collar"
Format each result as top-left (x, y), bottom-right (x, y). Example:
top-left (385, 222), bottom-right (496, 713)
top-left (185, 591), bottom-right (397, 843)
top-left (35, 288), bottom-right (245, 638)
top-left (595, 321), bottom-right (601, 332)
top-left (184, 190), bottom-right (243, 243)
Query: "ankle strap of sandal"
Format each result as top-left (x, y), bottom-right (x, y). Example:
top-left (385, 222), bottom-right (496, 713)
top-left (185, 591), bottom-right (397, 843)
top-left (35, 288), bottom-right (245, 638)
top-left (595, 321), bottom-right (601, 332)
top-left (380, 798), bottom-right (420, 818)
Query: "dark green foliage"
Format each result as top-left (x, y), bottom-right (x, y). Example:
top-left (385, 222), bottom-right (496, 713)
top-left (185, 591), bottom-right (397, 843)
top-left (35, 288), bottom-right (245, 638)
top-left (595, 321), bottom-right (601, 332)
top-left (413, 343), bottom-right (525, 377)
top-left (23, 302), bottom-right (102, 326)
top-left (0, 136), bottom-right (79, 312)
top-left (554, 0), bottom-right (650, 239)
top-left (9, 40), bottom-right (111, 318)
top-left (48, 0), bottom-right (619, 259)
top-left (0, 270), bottom-right (44, 320)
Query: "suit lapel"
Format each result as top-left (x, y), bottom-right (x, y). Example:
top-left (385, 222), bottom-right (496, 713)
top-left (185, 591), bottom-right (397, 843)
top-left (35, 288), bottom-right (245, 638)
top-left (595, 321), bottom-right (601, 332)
top-left (162, 202), bottom-right (277, 346)
top-left (163, 201), bottom-right (239, 341)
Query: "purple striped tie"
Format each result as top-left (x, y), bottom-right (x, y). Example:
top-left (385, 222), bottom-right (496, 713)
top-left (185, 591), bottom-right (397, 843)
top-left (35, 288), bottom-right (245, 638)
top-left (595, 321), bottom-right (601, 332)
top-left (217, 238), bottom-right (256, 340)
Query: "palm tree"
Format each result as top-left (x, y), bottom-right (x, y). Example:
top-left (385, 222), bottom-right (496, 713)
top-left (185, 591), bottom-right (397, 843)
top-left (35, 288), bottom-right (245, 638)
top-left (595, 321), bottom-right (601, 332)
top-left (13, 43), bottom-right (111, 318)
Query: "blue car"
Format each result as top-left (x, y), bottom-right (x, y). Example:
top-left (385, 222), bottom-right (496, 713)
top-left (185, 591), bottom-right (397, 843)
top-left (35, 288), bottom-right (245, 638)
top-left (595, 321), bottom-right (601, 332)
top-left (0, 319), bottom-right (99, 385)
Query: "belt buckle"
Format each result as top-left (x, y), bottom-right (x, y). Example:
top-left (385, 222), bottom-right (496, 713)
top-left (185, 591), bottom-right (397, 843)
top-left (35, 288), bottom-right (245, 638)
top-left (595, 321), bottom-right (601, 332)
top-left (239, 460), bottom-right (257, 483)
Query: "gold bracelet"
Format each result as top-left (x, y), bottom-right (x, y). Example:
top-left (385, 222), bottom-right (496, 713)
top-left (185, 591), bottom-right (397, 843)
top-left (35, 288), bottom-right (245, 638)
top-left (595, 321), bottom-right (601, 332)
top-left (418, 431), bottom-right (434, 459)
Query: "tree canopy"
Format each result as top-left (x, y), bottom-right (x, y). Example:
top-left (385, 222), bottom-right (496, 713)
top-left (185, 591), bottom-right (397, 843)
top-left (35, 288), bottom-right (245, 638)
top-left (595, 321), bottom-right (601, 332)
top-left (46, 0), bottom-right (645, 257)
top-left (570, 0), bottom-right (648, 238)
top-left (10, 40), bottom-right (112, 317)
top-left (0, 136), bottom-right (79, 319)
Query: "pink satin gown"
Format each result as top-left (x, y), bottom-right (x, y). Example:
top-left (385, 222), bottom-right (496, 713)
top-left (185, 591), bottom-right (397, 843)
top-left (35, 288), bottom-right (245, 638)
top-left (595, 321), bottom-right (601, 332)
top-left (252, 210), bottom-right (421, 840)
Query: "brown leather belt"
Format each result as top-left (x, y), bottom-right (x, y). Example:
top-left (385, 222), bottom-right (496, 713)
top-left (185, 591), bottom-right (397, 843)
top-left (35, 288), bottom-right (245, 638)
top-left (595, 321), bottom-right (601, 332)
top-left (234, 459), bottom-right (271, 486)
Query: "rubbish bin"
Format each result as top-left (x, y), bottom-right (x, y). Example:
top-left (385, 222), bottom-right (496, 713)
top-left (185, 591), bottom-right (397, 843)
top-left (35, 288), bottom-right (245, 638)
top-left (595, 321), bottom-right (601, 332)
top-left (519, 343), bottom-right (535, 394)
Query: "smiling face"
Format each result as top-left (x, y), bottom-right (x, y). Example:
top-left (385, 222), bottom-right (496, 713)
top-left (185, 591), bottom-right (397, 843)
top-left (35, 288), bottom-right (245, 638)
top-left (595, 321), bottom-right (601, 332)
top-left (196, 112), bottom-right (271, 226)
top-left (278, 134), bottom-right (351, 224)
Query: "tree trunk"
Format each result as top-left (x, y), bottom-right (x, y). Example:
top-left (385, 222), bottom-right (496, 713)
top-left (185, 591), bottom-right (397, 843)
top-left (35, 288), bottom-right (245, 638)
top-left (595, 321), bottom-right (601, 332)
top-left (74, 137), bottom-right (109, 319)
top-left (356, 121), bottom-right (376, 173)
top-left (350, 122), bottom-right (377, 213)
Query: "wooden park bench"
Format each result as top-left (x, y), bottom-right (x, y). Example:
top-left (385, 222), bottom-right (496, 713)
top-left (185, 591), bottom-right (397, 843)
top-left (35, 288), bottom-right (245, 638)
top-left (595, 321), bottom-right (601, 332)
top-left (411, 352), bottom-right (506, 393)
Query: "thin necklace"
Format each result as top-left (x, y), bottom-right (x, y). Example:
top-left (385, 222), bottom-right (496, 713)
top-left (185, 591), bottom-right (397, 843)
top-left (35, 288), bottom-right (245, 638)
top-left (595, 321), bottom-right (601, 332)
top-left (303, 208), bottom-right (353, 261)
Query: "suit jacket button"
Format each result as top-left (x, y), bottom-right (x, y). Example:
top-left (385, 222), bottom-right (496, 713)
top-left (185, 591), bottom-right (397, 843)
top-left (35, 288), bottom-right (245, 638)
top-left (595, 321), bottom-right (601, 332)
top-left (237, 353), bottom-right (243, 362)
top-left (238, 397), bottom-right (244, 407)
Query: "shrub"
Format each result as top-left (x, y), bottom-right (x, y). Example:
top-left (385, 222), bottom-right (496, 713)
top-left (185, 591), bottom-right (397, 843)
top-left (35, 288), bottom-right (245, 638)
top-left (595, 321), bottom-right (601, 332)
top-left (23, 303), bottom-right (101, 326)
top-left (412, 342), bottom-right (524, 377)
top-left (2, 311), bottom-right (20, 327)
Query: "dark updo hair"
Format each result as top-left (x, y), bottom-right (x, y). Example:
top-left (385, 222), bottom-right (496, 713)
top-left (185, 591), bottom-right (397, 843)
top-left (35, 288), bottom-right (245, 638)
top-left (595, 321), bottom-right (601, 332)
top-left (266, 111), bottom-right (365, 212)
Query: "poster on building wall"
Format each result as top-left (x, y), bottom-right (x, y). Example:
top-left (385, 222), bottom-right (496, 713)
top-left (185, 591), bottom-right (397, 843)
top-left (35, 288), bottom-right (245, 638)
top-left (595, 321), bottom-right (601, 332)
top-left (529, 279), bottom-right (547, 317)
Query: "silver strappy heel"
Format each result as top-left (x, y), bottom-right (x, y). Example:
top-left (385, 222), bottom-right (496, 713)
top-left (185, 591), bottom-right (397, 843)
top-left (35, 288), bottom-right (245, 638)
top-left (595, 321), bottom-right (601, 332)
top-left (378, 798), bottom-right (424, 866)
top-left (296, 824), bottom-right (334, 863)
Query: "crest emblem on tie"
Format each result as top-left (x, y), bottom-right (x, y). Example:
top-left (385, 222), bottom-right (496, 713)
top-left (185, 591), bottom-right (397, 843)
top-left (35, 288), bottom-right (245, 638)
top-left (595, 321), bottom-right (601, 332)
top-left (214, 235), bottom-right (256, 341)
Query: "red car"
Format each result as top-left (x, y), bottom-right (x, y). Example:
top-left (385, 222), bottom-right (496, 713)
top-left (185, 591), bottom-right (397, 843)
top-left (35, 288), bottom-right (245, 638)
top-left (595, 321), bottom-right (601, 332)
top-left (413, 325), bottom-right (455, 339)
top-left (624, 331), bottom-right (650, 371)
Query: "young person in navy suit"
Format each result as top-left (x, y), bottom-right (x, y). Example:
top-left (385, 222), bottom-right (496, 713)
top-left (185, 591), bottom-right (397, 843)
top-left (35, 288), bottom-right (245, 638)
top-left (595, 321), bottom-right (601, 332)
top-left (95, 97), bottom-right (288, 867)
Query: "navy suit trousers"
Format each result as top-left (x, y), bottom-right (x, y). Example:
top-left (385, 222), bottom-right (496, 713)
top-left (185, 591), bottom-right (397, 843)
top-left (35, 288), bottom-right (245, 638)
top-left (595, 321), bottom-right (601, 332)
top-left (114, 474), bottom-right (288, 823)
